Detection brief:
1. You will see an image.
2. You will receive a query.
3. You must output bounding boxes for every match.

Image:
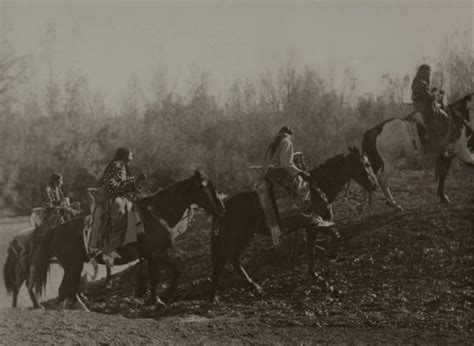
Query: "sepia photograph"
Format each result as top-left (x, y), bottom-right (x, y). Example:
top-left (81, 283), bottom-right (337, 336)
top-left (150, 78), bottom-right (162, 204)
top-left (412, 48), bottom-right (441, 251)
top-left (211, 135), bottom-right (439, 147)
top-left (0, 0), bottom-right (473, 344)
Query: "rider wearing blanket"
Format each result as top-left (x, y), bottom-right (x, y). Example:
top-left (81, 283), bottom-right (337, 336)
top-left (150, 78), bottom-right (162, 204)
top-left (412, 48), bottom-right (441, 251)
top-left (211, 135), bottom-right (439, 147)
top-left (28, 173), bottom-right (79, 293)
top-left (258, 126), bottom-right (336, 245)
top-left (411, 64), bottom-right (450, 145)
top-left (89, 148), bottom-right (145, 261)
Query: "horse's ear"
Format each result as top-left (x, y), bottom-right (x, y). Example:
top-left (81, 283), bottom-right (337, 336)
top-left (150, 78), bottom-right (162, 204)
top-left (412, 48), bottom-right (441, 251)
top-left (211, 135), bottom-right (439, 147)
top-left (352, 146), bottom-right (360, 153)
top-left (348, 146), bottom-right (353, 153)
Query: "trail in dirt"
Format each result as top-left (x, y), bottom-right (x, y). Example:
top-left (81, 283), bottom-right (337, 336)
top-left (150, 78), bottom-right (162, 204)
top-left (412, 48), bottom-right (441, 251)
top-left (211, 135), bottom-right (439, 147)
top-left (0, 308), bottom-right (469, 344)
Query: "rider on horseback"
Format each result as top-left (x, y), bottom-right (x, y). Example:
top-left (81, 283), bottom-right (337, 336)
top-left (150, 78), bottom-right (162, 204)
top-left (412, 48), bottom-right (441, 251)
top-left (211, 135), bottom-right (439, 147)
top-left (411, 64), bottom-right (450, 146)
top-left (42, 173), bottom-right (77, 225)
top-left (257, 126), bottom-right (337, 245)
top-left (89, 148), bottom-right (148, 263)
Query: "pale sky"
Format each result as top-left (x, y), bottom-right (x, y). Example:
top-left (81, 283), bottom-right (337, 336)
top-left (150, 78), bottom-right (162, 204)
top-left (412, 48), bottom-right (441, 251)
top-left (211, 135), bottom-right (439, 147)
top-left (1, 0), bottom-right (473, 106)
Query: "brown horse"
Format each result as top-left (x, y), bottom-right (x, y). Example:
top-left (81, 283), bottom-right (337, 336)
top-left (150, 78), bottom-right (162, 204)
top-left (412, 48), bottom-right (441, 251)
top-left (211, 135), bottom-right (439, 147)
top-left (209, 147), bottom-right (378, 301)
top-left (32, 170), bottom-right (225, 310)
top-left (3, 206), bottom-right (82, 309)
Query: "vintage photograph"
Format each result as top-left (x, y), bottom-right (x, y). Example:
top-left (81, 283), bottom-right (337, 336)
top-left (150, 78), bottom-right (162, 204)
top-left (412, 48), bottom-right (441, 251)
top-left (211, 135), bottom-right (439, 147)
top-left (0, 0), bottom-right (473, 344)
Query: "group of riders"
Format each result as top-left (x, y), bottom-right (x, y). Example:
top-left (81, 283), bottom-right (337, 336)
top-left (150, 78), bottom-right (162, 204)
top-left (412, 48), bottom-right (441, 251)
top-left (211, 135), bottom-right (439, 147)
top-left (15, 63), bottom-right (449, 301)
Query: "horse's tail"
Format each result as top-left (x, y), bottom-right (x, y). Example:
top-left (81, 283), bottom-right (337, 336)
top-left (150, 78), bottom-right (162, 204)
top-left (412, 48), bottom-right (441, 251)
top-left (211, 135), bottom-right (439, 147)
top-left (3, 241), bottom-right (18, 296)
top-left (362, 127), bottom-right (384, 174)
top-left (32, 228), bottom-right (55, 297)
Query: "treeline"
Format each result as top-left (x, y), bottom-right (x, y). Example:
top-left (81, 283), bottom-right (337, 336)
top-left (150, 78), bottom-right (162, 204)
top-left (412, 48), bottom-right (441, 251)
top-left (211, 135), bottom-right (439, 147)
top-left (0, 31), bottom-right (472, 211)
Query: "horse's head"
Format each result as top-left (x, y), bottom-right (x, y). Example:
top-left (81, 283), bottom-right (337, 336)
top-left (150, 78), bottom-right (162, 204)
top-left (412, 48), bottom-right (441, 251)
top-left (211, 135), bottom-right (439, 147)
top-left (188, 169), bottom-right (225, 217)
top-left (346, 146), bottom-right (378, 192)
top-left (449, 93), bottom-right (474, 165)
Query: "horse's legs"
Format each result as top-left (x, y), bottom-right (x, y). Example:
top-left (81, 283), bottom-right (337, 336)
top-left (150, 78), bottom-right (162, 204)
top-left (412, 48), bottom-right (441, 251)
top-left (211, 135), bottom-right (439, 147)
top-left (70, 262), bottom-right (88, 311)
top-left (134, 258), bottom-right (147, 298)
top-left (57, 265), bottom-right (70, 309)
top-left (144, 256), bottom-right (166, 309)
top-left (12, 289), bottom-right (19, 308)
top-left (230, 257), bottom-right (261, 292)
top-left (377, 173), bottom-right (403, 211)
top-left (435, 154), bottom-right (453, 203)
top-left (156, 253), bottom-right (180, 300)
top-left (209, 260), bottom-right (225, 302)
top-left (27, 285), bottom-right (43, 310)
top-left (24, 270), bottom-right (42, 309)
top-left (305, 227), bottom-right (317, 279)
top-left (229, 233), bottom-right (259, 291)
top-left (104, 263), bottom-right (113, 289)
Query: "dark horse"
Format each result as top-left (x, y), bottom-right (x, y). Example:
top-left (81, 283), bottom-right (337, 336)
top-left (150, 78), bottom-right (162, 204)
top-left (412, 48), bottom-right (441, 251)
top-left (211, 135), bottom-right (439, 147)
top-left (32, 170), bottom-right (225, 310)
top-left (209, 147), bottom-right (378, 301)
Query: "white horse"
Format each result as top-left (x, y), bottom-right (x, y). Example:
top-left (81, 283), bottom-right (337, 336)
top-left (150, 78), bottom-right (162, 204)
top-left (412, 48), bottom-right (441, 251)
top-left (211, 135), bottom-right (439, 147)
top-left (362, 93), bottom-right (474, 211)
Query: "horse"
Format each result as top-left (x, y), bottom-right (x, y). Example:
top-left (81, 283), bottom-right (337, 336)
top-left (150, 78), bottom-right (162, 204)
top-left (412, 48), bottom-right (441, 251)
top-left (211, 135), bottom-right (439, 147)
top-left (3, 206), bottom-right (83, 309)
top-left (362, 93), bottom-right (474, 210)
top-left (31, 170), bottom-right (225, 310)
top-left (209, 147), bottom-right (378, 301)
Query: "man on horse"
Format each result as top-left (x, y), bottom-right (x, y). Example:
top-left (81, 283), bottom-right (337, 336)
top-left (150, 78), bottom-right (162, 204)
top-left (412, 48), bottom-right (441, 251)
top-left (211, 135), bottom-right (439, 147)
top-left (89, 148), bottom-right (152, 264)
top-left (411, 64), bottom-right (451, 150)
top-left (257, 126), bottom-right (337, 245)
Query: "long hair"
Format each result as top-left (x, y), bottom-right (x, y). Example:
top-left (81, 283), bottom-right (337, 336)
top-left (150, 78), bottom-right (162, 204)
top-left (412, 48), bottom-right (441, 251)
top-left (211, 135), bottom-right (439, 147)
top-left (49, 173), bottom-right (62, 186)
top-left (412, 64), bottom-right (431, 89)
top-left (265, 126), bottom-right (294, 160)
top-left (109, 147), bottom-right (132, 175)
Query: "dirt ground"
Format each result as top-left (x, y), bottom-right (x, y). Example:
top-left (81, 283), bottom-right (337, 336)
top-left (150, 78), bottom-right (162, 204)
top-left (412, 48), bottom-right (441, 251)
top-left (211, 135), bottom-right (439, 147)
top-left (1, 167), bottom-right (473, 344)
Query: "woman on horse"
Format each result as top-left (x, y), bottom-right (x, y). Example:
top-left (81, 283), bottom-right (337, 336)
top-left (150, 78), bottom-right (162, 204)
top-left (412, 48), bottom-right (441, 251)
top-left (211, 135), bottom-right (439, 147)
top-left (90, 147), bottom-right (148, 259)
top-left (411, 64), bottom-right (449, 143)
top-left (41, 173), bottom-right (72, 224)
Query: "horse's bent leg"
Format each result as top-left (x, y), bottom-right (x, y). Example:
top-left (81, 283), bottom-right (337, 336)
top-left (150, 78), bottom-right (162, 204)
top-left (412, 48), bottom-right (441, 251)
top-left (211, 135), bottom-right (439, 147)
top-left (378, 174), bottom-right (403, 211)
top-left (435, 155), bottom-right (453, 203)
top-left (231, 257), bottom-right (261, 292)
top-left (145, 256), bottom-right (166, 309)
top-left (156, 253), bottom-right (180, 300)
top-left (68, 262), bottom-right (88, 311)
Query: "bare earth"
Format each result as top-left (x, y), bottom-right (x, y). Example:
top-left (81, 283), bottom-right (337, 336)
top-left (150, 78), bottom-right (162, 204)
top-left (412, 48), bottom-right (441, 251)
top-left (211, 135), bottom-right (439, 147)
top-left (1, 167), bottom-right (473, 344)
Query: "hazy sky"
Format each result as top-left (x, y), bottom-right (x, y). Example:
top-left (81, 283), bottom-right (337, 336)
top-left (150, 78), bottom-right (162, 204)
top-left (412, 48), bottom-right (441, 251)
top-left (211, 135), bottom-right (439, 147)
top-left (1, 1), bottom-right (473, 105)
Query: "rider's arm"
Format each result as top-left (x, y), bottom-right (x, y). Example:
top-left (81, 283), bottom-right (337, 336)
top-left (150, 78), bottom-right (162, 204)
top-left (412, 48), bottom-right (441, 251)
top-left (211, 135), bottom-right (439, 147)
top-left (279, 138), bottom-right (303, 177)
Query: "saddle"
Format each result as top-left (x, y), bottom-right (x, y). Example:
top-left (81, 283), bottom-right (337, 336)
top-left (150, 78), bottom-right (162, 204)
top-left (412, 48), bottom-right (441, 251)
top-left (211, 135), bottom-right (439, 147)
top-left (88, 187), bottom-right (143, 256)
top-left (406, 103), bottom-right (454, 155)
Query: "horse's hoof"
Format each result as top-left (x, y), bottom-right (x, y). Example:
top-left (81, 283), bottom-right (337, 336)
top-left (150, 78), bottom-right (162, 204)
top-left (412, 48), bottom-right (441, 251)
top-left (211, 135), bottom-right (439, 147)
top-left (394, 204), bottom-right (404, 212)
top-left (209, 295), bottom-right (219, 304)
top-left (252, 283), bottom-right (263, 294)
top-left (439, 195), bottom-right (451, 204)
top-left (34, 304), bottom-right (45, 311)
top-left (146, 297), bottom-right (167, 309)
top-left (155, 298), bottom-right (167, 309)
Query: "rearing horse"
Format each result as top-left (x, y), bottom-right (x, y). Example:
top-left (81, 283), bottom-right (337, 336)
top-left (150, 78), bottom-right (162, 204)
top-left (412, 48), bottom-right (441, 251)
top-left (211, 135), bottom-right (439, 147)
top-left (209, 147), bottom-right (378, 301)
top-left (362, 93), bottom-right (474, 210)
top-left (32, 170), bottom-right (225, 310)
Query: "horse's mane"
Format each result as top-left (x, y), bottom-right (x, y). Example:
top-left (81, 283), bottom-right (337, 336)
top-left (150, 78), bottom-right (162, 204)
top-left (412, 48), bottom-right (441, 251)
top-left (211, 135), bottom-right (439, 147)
top-left (139, 175), bottom-right (193, 207)
top-left (310, 153), bottom-right (346, 178)
top-left (450, 93), bottom-right (473, 119)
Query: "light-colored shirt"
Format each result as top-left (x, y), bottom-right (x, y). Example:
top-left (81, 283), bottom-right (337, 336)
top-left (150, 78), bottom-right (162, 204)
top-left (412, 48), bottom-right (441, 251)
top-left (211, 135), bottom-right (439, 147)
top-left (270, 134), bottom-right (303, 177)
